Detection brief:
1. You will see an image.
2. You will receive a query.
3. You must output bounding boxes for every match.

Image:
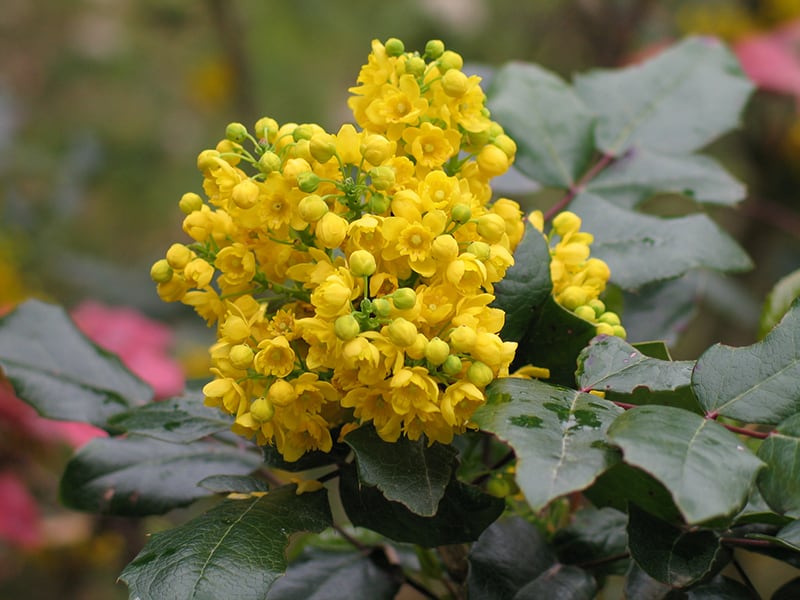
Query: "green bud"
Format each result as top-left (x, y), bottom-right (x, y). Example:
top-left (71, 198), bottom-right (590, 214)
top-left (225, 122), bottom-right (248, 143)
top-left (486, 476), bottom-right (512, 498)
top-left (598, 312), bottom-right (621, 326)
top-left (438, 50), bottom-right (463, 72)
top-left (349, 249), bottom-right (377, 277)
top-left (588, 299), bottom-right (606, 317)
top-left (179, 192), bottom-right (204, 214)
top-left (559, 286), bottom-right (588, 310)
top-left (387, 317), bottom-right (418, 347)
top-left (425, 337), bottom-right (450, 366)
top-left (249, 397), bottom-right (275, 422)
top-left (424, 39), bottom-right (445, 59)
top-left (372, 298), bottom-right (392, 318)
top-left (254, 117), bottom-right (278, 142)
top-left (368, 193), bottom-right (391, 214)
top-left (309, 133), bottom-right (337, 163)
top-left (442, 354), bottom-right (463, 376)
top-left (493, 134), bottom-right (517, 158)
top-left (258, 151), bottom-right (282, 173)
top-left (392, 287), bottom-right (417, 310)
top-left (292, 124), bottom-right (314, 142)
top-left (298, 194), bottom-right (329, 223)
top-left (384, 37), bottom-right (405, 57)
top-left (467, 241), bottom-right (491, 261)
top-left (467, 361), bottom-right (494, 387)
top-left (369, 166), bottom-right (396, 191)
top-left (150, 259), bottom-right (173, 283)
top-left (613, 325), bottom-right (627, 339)
top-left (405, 56), bottom-right (426, 76)
top-left (574, 305), bottom-right (596, 322)
top-left (476, 213), bottom-right (506, 242)
top-left (451, 203), bottom-right (472, 224)
top-left (334, 314), bottom-right (361, 341)
top-left (297, 171), bottom-right (321, 193)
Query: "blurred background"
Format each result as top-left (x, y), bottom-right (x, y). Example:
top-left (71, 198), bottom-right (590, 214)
top-left (1, 1), bottom-right (799, 598)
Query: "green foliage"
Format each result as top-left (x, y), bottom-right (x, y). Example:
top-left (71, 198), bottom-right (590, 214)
top-left (4, 34), bottom-right (800, 599)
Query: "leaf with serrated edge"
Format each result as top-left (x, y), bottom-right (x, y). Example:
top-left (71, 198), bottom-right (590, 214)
top-left (487, 62), bottom-right (595, 187)
top-left (474, 378), bottom-right (622, 512)
top-left (107, 392), bottom-right (232, 443)
top-left (586, 149), bottom-right (746, 209)
top-left (693, 298), bottom-right (800, 424)
top-left (59, 435), bottom-right (262, 515)
top-left (345, 424), bottom-right (457, 517)
top-left (0, 299), bottom-right (153, 426)
top-left (607, 405), bottom-right (764, 524)
top-left (577, 335), bottom-right (694, 394)
top-left (757, 413), bottom-right (800, 517)
top-left (573, 193), bottom-right (751, 290)
top-left (120, 485), bottom-right (331, 600)
top-left (574, 36), bottom-right (753, 156)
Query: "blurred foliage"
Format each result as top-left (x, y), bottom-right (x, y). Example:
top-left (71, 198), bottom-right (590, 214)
top-left (1, 0), bottom-right (799, 598)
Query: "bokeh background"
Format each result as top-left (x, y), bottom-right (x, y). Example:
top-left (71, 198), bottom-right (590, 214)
top-left (1, 1), bottom-right (799, 598)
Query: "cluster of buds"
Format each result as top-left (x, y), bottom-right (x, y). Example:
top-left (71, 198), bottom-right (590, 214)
top-left (151, 38), bottom-right (525, 461)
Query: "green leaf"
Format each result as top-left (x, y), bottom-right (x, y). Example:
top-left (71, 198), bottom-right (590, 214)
top-left (512, 296), bottom-right (597, 387)
top-left (746, 519), bottom-right (800, 552)
top-left (513, 565), bottom-right (596, 600)
top-left (586, 149), bottom-right (746, 209)
top-left (107, 392), bottom-right (233, 443)
top-left (627, 504), bottom-right (728, 587)
top-left (620, 273), bottom-right (701, 345)
top-left (623, 562), bottom-right (671, 600)
top-left (684, 576), bottom-right (758, 599)
top-left (59, 435), bottom-right (262, 515)
top-left (552, 507), bottom-right (628, 576)
top-left (467, 516), bottom-right (556, 600)
top-left (338, 464), bottom-right (503, 547)
top-left (572, 193), bottom-right (752, 290)
top-left (759, 269), bottom-right (800, 338)
top-left (758, 414), bottom-right (800, 517)
top-left (266, 546), bottom-right (401, 600)
top-left (574, 36), bottom-right (753, 156)
top-left (693, 298), bottom-right (800, 425)
top-left (487, 62), bottom-right (595, 187)
top-left (120, 485), bottom-right (332, 600)
top-left (607, 405), bottom-right (764, 524)
top-left (576, 335), bottom-right (695, 394)
top-left (0, 299), bottom-right (153, 427)
top-left (344, 424), bottom-right (457, 517)
top-left (475, 378), bottom-right (622, 512)
top-left (199, 474), bottom-right (270, 494)
top-left (492, 224), bottom-right (553, 343)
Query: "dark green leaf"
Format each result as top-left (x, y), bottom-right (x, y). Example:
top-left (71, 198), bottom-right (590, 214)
top-left (746, 519), bottom-right (800, 553)
top-left (0, 299), bottom-right (153, 427)
top-left (199, 474), bottom-right (270, 494)
top-left (492, 224), bottom-right (553, 343)
top-left (552, 507), bottom-right (628, 575)
top-left (266, 546), bottom-right (401, 600)
top-left (120, 485), bottom-right (332, 600)
top-left (734, 486), bottom-right (793, 527)
top-left (576, 335), bottom-right (694, 394)
top-left (624, 562), bottom-right (671, 600)
top-left (573, 193), bottom-right (752, 290)
top-left (513, 564), bottom-right (596, 600)
top-left (344, 424), bottom-right (457, 517)
top-left (693, 298), bottom-right (800, 425)
top-left (338, 464), bottom-right (503, 547)
top-left (607, 405), bottom-right (764, 524)
top-left (621, 274), bottom-right (701, 346)
top-left (760, 269), bottom-right (800, 338)
top-left (60, 435), bottom-right (261, 515)
top-left (475, 378), bottom-right (622, 512)
top-left (487, 62), bottom-right (595, 187)
top-left (107, 392), bottom-right (232, 443)
top-left (627, 504), bottom-right (728, 587)
top-left (634, 341), bottom-right (673, 360)
top-left (586, 150), bottom-right (746, 209)
top-left (511, 296), bottom-right (597, 387)
top-left (684, 575), bottom-right (758, 599)
top-left (467, 516), bottom-right (556, 600)
top-left (574, 37), bottom-right (753, 156)
top-left (757, 414), bottom-right (800, 517)
top-left (773, 576), bottom-right (800, 600)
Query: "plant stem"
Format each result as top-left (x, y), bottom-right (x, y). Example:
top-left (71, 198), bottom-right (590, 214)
top-left (719, 423), bottom-right (770, 439)
top-left (544, 153), bottom-right (616, 222)
top-left (720, 537), bottom-right (775, 548)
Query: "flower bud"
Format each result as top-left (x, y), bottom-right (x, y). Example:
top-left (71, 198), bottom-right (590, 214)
top-left (574, 305), bottom-right (596, 322)
top-left (225, 122), bottom-right (248, 143)
top-left (179, 192), bottom-right (204, 214)
top-left (298, 194), bottom-right (329, 222)
top-left (282, 158), bottom-right (311, 185)
top-left (349, 249), bottom-right (377, 277)
top-left (361, 134), bottom-right (393, 165)
top-left (553, 211), bottom-right (582, 236)
top-left (197, 149), bottom-right (220, 171)
top-left (372, 298), bottom-right (392, 318)
top-left (467, 361), bottom-right (494, 387)
top-left (254, 117), bottom-right (279, 142)
top-left (387, 317), bottom-right (418, 347)
top-left (492, 134), bottom-right (517, 158)
top-left (309, 132), bottom-right (337, 163)
top-left (596, 322), bottom-right (615, 337)
top-left (598, 311), bottom-right (621, 327)
top-left (384, 38), bottom-right (405, 57)
top-left (424, 39), bottom-right (445, 60)
top-left (449, 326), bottom-right (476, 352)
top-left (613, 325), bottom-right (627, 339)
top-left (438, 50), bottom-right (463, 72)
top-left (467, 241), bottom-right (491, 261)
top-left (249, 397), bottom-right (274, 422)
top-left (451, 204), bottom-right (472, 224)
top-left (442, 69), bottom-right (469, 97)
top-left (588, 299), bottom-right (606, 317)
top-left (442, 354), bottom-right (462, 376)
top-left (425, 337), bottom-right (450, 365)
top-left (297, 171), bottom-right (321, 193)
top-left (150, 259), bottom-right (173, 283)
top-left (369, 166), bottom-right (396, 191)
top-left (292, 124), bottom-right (314, 142)
top-left (368, 193), bottom-right (391, 214)
top-left (258, 151), bottom-right (282, 173)
top-left (268, 379), bottom-right (297, 407)
top-left (477, 144), bottom-right (510, 177)
top-left (559, 286), bottom-right (588, 310)
top-left (405, 56), bottom-right (426, 76)
top-left (315, 212), bottom-right (348, 248)
top-left (166, 243), bottom-right (194, 269)
top-left (431, 234), bottom-right (459, 261)
top-left (406, 333), bottom-right (428, 360)
top-left (476, 213), bottom-right (507, 242)
top-left (392, 287), bottom-right (417, 310)
top-left (334, 314), bottom-right (361, 341)
top-left (229, 344), bottom-right (255, 369)
top-left (232, 179), bottom-right (260, 209)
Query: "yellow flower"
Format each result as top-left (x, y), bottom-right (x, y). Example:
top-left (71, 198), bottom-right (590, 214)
top-left (310, 268), bottom-right (357, 319)
top-left (254, 336), bottom-right (296, 377)
top-left (402, 122), bottom-right (462, 170)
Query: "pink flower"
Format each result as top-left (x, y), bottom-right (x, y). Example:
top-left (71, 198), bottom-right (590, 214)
top-left (0, 470), bottom-right (40, 549)
top-left (734, 19), bottom-right (800, 100)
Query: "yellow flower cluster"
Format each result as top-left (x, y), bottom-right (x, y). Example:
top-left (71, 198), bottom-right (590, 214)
top-left (530, 210), bottom-right (625, 339)
top-left (151, 38), bottom-right (524, 461)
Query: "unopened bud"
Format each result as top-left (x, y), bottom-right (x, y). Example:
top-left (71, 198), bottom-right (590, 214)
top-left (309, 133), bottom-right (337, 163)
top-left (254, 117), bottom-right (279, 142)
top-left (425, 337), bottom-right (450, 365)
top-left (166, 243), bottom-right (194, 269)
top-left (268, 379), bottom-right (297, 407)
top-left (552, 211), bottom-right (582, 236)
top-left (361, 135), bottom-right (393, 165)
top-left (369, 166), bottom-right (396, 190)
top-left (442, 69), bottom-right (469, 97)
top-left (451, 204), bottom-right (472, 224)
top-left (349, 250), bottom-right (377, 277)
top-left (232, 179), bottom-right (260, 209)
top-left (392, 287), bottom-right (417, 310)
top-left (297, 171), bottom-right (321, 193)
top-left (258, 151), bottom-right (282, 173)
top-left (438, 50), bottom-right (463, 72)
top-left (477, 144), bottom-right (510, 177)
top-left (442, 354), bottom-right (462, 376)
top-left (467, 361), bottom-right (494, 387)
top-left (179, 192), bottom-right (204, 214)
top-left (150, 259), bottom-right (173, 283)
top-left (372, 298), bottom-right (392, 318)
top-left (476, 213), bottom-right (507, 242)
top-left (249, 397), bottom-right (275, 422)
top-left (467, 241), bottom-right (491, 261)
top-left (334, 314), bottom-right (361, 341)
top-left (229, 344), bottom-right (255, 369)
top-left (424, 39), bottom-right (445, 60)
top-left (387, 318), bottom-right (418, 347)
top-left (384, 38), bottom-right (405, 57)
top-left (406, 56), bottom-right (426, 76)
top-left (298, 194), bottom-right (329, 222)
